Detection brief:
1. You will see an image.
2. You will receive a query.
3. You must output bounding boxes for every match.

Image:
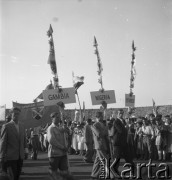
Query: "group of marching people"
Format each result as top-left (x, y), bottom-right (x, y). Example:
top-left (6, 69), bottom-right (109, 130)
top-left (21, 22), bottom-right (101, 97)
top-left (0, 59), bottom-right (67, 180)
top-left (69, 111), bottom-right (172, 161)
top-left (65, 109), bottom-right (172, 179)
top-left (1, 106), bottom-right (172, 180)
top-left (25, 125), bottom-right (49, 160)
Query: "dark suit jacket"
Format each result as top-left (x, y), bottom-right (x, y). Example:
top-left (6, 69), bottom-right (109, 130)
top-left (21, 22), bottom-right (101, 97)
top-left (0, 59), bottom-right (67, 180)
top-left (91, 121), bottom-right (110, 152)
top-left (84, 124), bottom-right (94, 147)
top-left (112, 118), bottom-right (127, 147)
top-left (0, 121), bottom-right (26, 161)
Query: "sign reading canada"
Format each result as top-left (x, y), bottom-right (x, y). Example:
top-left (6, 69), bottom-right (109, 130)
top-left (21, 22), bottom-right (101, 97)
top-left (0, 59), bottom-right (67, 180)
top-left (90, 90), bottom-right (116, 105)
top-left (43, 87), bottom-right (76, 106)
top-left (125, 94), bottom-right (135, 107)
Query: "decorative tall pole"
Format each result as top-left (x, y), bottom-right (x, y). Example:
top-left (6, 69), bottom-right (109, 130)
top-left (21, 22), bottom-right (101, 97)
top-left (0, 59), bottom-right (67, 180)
top-left (94, 36), bottom-right (108, 120)
top-left (93, 36), bottom-right (104, 92)
top-left (47, 25), bottom-right (70, 173)
top-left (130, 40), bottom-right (136, 96)
top-left (47, 24), bottom-right (61, 91)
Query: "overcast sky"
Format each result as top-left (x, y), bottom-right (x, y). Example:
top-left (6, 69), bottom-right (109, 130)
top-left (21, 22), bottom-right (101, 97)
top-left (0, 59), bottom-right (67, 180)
top-left (0, 0), bottom-right (172, 109)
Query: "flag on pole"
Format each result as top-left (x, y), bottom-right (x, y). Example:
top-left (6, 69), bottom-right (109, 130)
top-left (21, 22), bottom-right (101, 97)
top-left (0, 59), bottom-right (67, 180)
top-left (152, 99), bottom-right (160, 117)
top-left (72, 72), bottom-right (84, 92)
top-left (47, 25), bottom-right (57, 75)
top-left (0, 105), bottom-right (6, 122)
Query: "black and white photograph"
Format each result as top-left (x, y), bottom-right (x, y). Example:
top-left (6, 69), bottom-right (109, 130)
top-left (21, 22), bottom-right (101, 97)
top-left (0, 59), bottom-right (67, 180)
top-left (0, 0), bottom-right (172, 179)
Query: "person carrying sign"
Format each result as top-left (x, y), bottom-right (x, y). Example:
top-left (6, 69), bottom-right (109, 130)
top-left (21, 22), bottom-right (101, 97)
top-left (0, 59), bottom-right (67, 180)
top-left (47, 111), bottom-right (69, 177)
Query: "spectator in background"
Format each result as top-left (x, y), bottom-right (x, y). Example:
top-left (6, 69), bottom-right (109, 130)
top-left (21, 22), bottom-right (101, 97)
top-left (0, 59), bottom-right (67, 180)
top-left (126, 118), bottom-right (136, 160)
top-left (83, 118), bottom-right (94, 163)
top-left (164, 115), bottom-right (172, 161)
top-left (0, 107), bottom-right (28, 180)
top-left (30, 127), bottom-right (40, 160)
top-left (134, 118), bottom-right (143, 160)
top-left (91, 111), bottom-right (110, 179)
top-left (149, 113), bottom-right (158, 160)
top-left (107, 119), bottom-right (114, 159)
top-left (142, 118), bottom-right (154, 160)
top-left (77, 122), bottom-right (85, 156)
top-left (112, 109), bottom-right (135, 176)
top-left (72, 122), bottom-right (79, 155)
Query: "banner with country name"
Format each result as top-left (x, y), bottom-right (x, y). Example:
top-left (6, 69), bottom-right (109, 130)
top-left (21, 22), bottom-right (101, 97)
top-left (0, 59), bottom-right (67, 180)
top-left (125, 94), bottom-right (135, 107)
top-left (43, 87), bottom-right (76, 106)
top-left (90, 90), bottom-right (116, 105)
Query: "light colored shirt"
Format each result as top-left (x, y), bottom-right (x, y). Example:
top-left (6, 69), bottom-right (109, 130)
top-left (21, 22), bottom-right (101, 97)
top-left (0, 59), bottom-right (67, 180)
top-left (142, 125), bottom-right (154, 137)
top-left (108, 127), bottom-right (114, 137)
top-left (47, 123), bottom-right (66, 157)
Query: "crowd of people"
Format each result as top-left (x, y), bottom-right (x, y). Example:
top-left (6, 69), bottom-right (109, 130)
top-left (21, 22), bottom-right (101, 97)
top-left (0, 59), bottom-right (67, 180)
top-left (0, 106), bottom-right (172, 180)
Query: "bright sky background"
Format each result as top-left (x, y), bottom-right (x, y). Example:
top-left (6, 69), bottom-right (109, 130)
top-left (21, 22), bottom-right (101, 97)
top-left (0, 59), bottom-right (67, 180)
top-left (0, 0), bottom-right (172, 110)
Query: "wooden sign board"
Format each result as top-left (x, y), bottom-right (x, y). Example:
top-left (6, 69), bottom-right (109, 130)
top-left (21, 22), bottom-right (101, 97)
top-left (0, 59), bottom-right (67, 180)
top-left (125, 94), bottom-right (135, 107)
top-left (43, 87), bottom-right (76, 106)
top-left (90, 90), bottom-right (116, 105)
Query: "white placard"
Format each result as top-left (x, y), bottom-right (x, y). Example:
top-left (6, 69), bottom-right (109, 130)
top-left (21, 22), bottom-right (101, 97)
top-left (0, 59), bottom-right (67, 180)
top-left (125, 94), bottom-right (135, 107)
top-left (43, 87), bottom-right (76, 106)
top-left (90, 90), bottom-right (116, 105)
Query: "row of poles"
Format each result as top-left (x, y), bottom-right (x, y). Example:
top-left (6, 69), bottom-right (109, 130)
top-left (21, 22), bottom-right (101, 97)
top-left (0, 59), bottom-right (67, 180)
top-left (46, 24), bottom-right (137, 121)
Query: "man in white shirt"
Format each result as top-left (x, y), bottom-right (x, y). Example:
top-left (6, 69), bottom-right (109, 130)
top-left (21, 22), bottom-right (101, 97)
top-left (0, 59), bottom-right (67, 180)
top-left (141, 118), bottom-right (154, 160)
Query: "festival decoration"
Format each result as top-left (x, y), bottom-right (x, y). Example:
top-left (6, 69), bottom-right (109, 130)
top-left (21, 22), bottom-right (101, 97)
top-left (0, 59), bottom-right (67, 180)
top-left (47, 24), bottom-right (61, 90)
top-left (72, 72), bottom-right (84, 122)
top-left (152, 99), bottom-right (160, 117)
top-left (72, 72), bottom-right (84, 93)
top-left (93, 36), bottom-right (104, 92)
top-left (130, 40), bottom-right (137, 96)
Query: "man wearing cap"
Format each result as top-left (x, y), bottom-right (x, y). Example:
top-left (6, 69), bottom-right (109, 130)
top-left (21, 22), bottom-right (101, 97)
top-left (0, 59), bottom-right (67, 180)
top-left (90, 111), bottom-right (110, 179)
top-left (47, 111), bottom-right (68, 176)
top-left (0, 107), bottom-right (27, 180)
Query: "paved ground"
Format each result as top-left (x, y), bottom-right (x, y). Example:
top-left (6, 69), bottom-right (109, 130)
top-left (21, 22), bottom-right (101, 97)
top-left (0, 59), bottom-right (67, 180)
top-left (20, 152), bottom-right (172, 180)
top-left (20, 152), bottom-right (92, 180)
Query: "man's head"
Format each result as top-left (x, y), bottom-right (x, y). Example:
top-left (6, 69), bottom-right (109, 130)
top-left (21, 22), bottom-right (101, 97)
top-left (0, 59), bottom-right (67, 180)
top-left (142, 117), bottom-right (148, 126)
top-left (86, 118), bottom-right (92, 125)
top-left (95, 111), bottom-right (103, 122)
top-left (50, 111), bottom-right (61, 126)
top-left (117, 109), bottom-right (124, 119)
top-left (6, 114), bottom-right (11, 123)
top-left (10, 107), bottom-right (21, 123)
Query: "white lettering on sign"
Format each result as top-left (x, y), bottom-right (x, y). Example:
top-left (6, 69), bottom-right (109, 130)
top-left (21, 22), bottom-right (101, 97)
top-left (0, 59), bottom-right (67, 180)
top-left (48, 93), bottom-right (70, 100)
